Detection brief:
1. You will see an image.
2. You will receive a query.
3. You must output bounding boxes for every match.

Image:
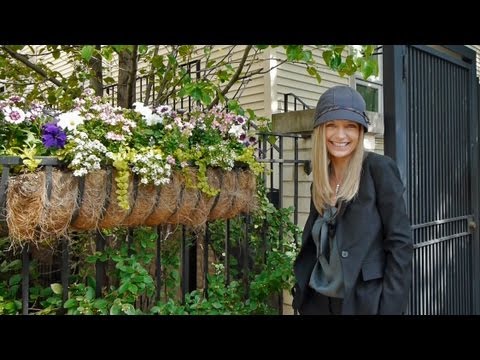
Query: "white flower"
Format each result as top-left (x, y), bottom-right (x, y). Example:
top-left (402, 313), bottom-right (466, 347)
top-left (133, 102), bottom-right (163, 126)
top-left (57, 111), bottom-right (85, 131)
top-left (2, 106), bottom-right (26, 124)
top-left (228, 124), bottom-right (244, 137)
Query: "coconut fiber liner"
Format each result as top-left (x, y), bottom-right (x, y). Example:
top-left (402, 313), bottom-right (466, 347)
top-left (5, 167), bottom-right (256, 245)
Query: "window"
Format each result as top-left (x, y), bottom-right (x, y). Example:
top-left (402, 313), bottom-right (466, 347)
top-left (356, 82), bottom-right (380, 112)
top-left (350, 45), bottom-right (383, 115)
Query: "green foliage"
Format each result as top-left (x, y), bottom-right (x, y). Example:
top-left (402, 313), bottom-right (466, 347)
top-left (0, 172), bottom-right (300, 315)
top-left (0, 45), bottom-right (378, 111)
top-left (0, 237), bottom-right (22, 314)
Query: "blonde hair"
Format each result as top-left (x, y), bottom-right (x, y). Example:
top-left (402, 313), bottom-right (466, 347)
top-left (311, 125), bottom-right (365, 215)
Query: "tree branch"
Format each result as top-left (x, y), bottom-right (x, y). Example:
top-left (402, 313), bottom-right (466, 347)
top-left (155, 46), bottom-right (179, 106)
top-left (207, 45), bottom-right (252, 110)
top-left (144, 45), bottom-right (159, 105)
top-left (0, 46), bottom-right (65, 88)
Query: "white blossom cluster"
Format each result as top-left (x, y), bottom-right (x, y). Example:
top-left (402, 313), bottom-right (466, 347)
top-left (68, 132), bottom-right (108, 177)
top-left (196, 143), bottom-right (236, 170)
top-left (131, 149), bottom-right (172, 186)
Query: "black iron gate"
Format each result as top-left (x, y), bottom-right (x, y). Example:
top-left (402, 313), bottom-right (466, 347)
top-left (384, 45), bottom-right (480, 314)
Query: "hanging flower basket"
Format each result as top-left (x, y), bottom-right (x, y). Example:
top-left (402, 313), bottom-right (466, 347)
top-left (1, 156), bottom-right (256, 247)
top-left (0, 91), bottom-right (265, 247)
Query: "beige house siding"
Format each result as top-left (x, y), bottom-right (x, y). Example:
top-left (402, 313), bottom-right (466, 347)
top-left (273, 46), bottom-right (350, 112)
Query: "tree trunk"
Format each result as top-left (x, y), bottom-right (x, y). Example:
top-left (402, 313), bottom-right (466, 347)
top-left (88, 45), bottom-right (103, 96)
top-left (117, 46), bottom-right (138, 108)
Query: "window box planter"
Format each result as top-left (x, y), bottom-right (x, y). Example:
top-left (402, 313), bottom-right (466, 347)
top-left (0, 156), bottom-right (256, 247)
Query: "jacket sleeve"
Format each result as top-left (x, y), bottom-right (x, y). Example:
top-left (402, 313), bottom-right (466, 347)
top-left (371, 155), bottom-right (413, 315)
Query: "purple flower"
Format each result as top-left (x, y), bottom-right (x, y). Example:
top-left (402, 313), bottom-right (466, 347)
top-left (235, 116), bottom-right (245, 125)
top-left (42, 123), bottom-right (67, 149)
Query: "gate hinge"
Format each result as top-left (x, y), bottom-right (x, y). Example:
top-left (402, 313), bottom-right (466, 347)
top-left (468, 215), bottom-right (477, 233)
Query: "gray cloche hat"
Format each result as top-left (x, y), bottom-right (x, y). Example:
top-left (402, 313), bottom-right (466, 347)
top-left (313, 85), bottom-right (369, 131)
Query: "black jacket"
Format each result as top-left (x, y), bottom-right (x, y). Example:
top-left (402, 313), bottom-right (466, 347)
top-left (293, 152), bottom-right (413, 315)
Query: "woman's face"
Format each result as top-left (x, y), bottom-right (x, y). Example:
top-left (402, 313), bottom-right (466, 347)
top-left (324, 120), bottom-right (361, 160)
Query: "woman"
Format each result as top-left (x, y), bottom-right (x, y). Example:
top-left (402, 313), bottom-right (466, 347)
top-left (292, 86), bottom-right (413, 315)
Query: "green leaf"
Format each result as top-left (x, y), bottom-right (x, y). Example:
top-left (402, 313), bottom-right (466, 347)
top-left (151, 55), bottom-right (164, 68)
top-left (124, 304), bottom-right (136, 315)
top-left (329, 53), bottom-right (342, 71)
top-left (190, 86), bottom-right (203, 102)
top-left (81, 46), bottom-right (94, 62)
top-left (118, 282), bottom-right (130, 294)
top-left (306, 66), bottom-right (317, 77)
top-left (102, 46), bottom-right (113, 61)
top-left (85, 286), bottom-right (95, 301)
top-left (4, 301), bottom-right (16, 311)
top-left (8, 274), bottom-right (21, 286)
top-left (94, 299), bottom-right (108, 310)
top-left (50, 283), bottom-right (63, 295)
top-left (52, 48), bottom-right (61, 60)
top-left (85, 255), bottom-right (98, 264)
top-left (301, 50), bottom-right (313, 63)
top-left (103, 76), bottom-right (116, 85)
top-left (255, 45), bottom-right (269, 50)
top-left (322, 50), bottom-right (333, 66)
top-left (63, 299), bottom-right (77, 309)
top-left (212, 302), bottom-right (223, 309)
top-left (361, 58), bottom-right (378, 79)
top-left (110, 304), bottom-right (121, 315)
top-left (112, 45), bottom-right (127, 53)
top-left (178, 45), bottom-right (193, 59)
top-left (47, 92), bottom-right (56, 105)
top-left (128, 283), bottom-right (139, 294)
top-left (216, 69), bottom-right (230, 83)
top-left (200, 92), bottom-right (212, 105)
top-left (363, 45), bottom-right (375, 57)
top-left (285, 45), bottom-right (303, 61)
top-left (333, 45), bottom-right (345, 55)
top-left (138, 45), bottom-right (148, 55)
